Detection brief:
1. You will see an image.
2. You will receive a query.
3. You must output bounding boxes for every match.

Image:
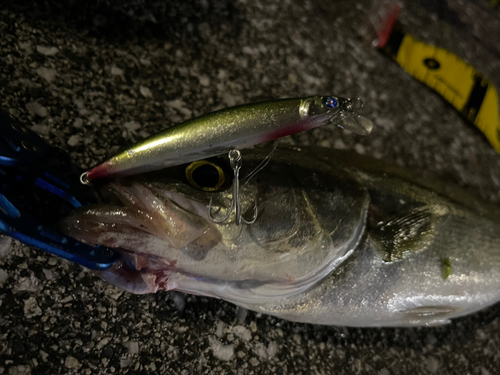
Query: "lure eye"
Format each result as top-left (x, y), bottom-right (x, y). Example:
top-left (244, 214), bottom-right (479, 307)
top-left (323, 97), bottom-right (339, 109)
top-left (185, 161), bottom-right (226, 192)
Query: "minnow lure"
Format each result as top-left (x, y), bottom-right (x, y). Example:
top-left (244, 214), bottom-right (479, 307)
top-left (84, 96), bottom-right (373, 181)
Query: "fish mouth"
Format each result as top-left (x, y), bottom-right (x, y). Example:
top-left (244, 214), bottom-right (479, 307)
top-left (60, 179), bottom-right (221, 294)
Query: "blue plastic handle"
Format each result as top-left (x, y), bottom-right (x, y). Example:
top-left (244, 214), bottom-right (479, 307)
top-left (0, 110), bottom-right (120, 270)
top-left (0, 195), bottom-right (119, 270)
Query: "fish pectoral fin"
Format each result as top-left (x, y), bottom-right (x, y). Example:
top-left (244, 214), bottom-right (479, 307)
top-left (370, 204), bottom-right (448, 262)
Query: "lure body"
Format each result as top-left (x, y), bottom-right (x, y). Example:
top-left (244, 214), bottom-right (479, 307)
top-left (86, 96), bottom-right (373, 180)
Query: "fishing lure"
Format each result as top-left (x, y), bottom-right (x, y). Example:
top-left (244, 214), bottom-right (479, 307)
top-left (82, 95), bottom-right (373, 225)
top-left (83, 96), bottom-right (373, 181)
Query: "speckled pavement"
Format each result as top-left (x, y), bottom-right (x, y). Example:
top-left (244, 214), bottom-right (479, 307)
top-left (1, 1), bottom-right (500, 374)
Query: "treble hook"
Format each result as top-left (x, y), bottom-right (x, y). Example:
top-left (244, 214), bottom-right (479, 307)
top-left (208, 149), bottom-right (258, 225)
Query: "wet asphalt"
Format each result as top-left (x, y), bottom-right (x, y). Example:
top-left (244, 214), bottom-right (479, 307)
top-left (1, 0), bottom-right (500, 374)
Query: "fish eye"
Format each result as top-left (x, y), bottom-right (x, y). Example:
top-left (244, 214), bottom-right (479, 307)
top-left (185, 160), bottom-right (226, 192)
top-left (323, 96), bottom-right (339, 109)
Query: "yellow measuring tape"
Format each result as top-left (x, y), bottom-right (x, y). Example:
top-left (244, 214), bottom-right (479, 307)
top-left (382, 27), bottom-right (500, 153)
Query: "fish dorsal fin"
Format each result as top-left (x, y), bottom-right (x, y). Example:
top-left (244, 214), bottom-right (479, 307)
top-left (371, 205), bottom-right (448, 262)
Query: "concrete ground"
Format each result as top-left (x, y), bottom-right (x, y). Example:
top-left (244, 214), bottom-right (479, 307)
top-left (1, 0), bottom-right (500, 374)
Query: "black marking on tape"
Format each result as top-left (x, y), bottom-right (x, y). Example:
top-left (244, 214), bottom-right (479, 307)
top-left (423, 58), bottom-right (440, 70)
top-left (462, 74), bottom-right (488, 122)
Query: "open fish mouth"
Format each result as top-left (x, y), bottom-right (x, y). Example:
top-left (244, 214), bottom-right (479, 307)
top-left (61, 180), bottom-right (223, 295)
top-left (61, 149), bottom-right (368, 304)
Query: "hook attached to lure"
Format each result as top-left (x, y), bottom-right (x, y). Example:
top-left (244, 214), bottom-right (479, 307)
top-left (208, 140), bottom-right (280, 225)
top-left (208, 149), bottom-right (258, 225)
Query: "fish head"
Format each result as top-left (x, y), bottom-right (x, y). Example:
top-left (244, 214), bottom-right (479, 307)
top-left (61, 148), bottom-right (369, 304)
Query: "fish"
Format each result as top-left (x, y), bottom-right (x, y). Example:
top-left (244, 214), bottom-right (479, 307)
top-left (61, 146), bottom-right (500, 327)
top-left (84, 96), bottom-right (373, 180)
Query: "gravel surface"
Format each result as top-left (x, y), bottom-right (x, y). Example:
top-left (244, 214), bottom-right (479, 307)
top-left (1, 0), bottom-right (500, 374)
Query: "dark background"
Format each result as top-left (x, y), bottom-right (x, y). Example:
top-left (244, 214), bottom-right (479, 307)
top-left (1, 0), bottom-right (500, 374)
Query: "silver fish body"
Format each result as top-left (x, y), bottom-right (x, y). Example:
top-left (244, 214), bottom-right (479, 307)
top-left (62, 147), bottom-right (500, 327)
top-left (85, 96), bottom-right (373, 180)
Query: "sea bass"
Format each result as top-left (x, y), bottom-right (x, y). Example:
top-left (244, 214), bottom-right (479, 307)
top-left (61, 147), bottom-right (500, 327)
